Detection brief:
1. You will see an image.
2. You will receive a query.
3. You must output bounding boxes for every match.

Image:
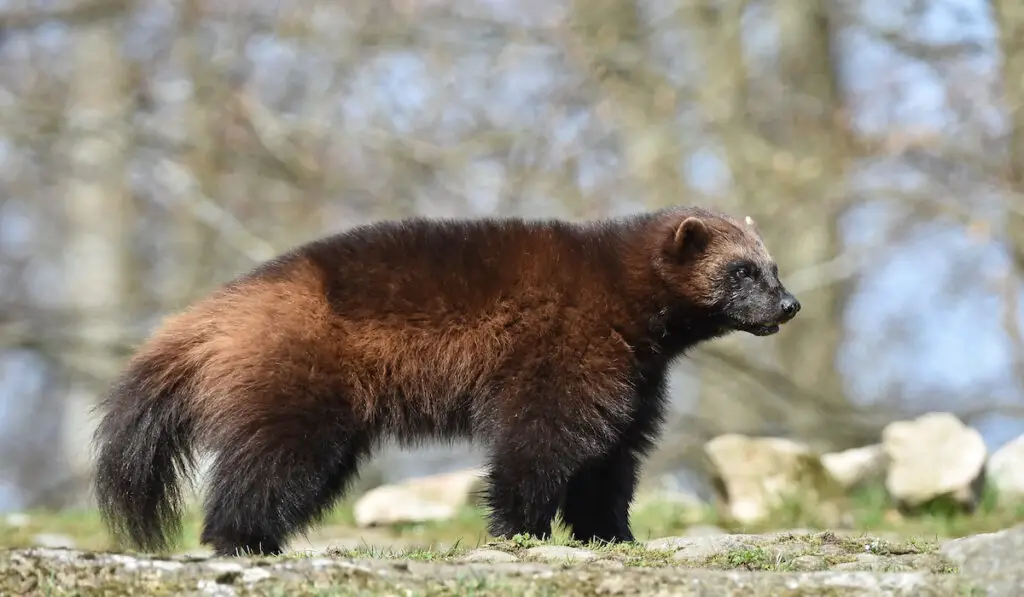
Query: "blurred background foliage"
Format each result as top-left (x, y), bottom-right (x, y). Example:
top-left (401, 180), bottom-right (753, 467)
top-left (0, 0), bottom-right (1023, 513)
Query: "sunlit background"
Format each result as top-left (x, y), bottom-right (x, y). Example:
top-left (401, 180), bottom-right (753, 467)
top-left (0, 0), bottom-right (1021, 528)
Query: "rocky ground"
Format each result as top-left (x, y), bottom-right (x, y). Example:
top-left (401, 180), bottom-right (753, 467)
top-left (4, 526), bottom-right (1023, 596)
top-left (6, 411), bottom-right (1024, 595)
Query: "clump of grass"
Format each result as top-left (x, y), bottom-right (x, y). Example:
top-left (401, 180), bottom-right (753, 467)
top-left (321, 540), bottom-right (468, 562)
top-left (711, 546), bottom-right (780, 570)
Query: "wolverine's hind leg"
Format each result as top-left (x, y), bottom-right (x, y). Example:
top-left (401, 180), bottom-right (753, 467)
top-left (199, 415), bottom-right (370, 557)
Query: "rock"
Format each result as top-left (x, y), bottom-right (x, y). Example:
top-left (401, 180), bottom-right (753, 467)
top-left (523, 545), bottom-right (597, 563)
top-left (821, 444), bottom-right (888, 489)
top-left (595, 574), bottom-right (630, 594)
top-left (457, 549), bottom-right (518, 563)
top-left (704, 434), bottom-right (844, 524)
top-left (31, 533), bottom-right (76, 549)
top-left (649, 534), bottom-right (763, 563)
top-left (833, 553), bottom-right (885, 572)
top-left (1, 540), bottom-right (971, 595)
top-left (681, 524), bottom-right (727, 537)
top-left (986, 434), bottom-right (1024, 503)
top-left (4, 513), bottom-right (29, 528)
top-left (353, 468), bottom-right (486, 527)
top-left (790, 555), bottom-right (828, 571)
top-left (940, 524), bottom-right (1024, 596)
top-left (882, 412), bottom-right (986, 508)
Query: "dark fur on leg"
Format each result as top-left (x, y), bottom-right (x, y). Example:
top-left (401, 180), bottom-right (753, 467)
top-left (484, 457), bottom-right (568, 540)
top-left (482, 414), bottom-right (608, 540)
top-left (561, 376), bottom-right (668, 545)
top-left (561, 447), bottom-right (640, 544)
top-left (199, 419), bottom-right (370, 556)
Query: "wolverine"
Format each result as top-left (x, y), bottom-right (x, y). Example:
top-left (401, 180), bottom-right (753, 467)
top-left (92, 205), bottom-right (801, 556)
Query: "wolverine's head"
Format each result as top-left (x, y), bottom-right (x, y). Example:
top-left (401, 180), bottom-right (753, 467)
top-left (653, 207), bottom-right (800, 337)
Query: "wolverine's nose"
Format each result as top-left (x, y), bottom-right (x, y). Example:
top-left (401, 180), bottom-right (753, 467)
top-left (780, 293), bottom-right (801, 321)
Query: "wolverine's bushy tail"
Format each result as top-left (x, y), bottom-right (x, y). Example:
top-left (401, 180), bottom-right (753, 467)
top-left (92, 350), bottom-right (201, 553)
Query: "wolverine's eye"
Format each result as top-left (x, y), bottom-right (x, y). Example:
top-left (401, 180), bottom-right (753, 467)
top-left (734, 265), bottom-right (753, 280)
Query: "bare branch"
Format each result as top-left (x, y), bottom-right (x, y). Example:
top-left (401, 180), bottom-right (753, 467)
top-left (152, 159), bottom-right (279, 263)
top-left (0, 0), bottom-right (131, 31)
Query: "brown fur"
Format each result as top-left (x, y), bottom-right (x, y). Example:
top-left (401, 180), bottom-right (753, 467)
top-left (92, 205), bottom-right (797, 555)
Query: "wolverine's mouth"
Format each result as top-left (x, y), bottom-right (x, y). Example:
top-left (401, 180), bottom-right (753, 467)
top-left (746, 323), bottom-right (780, 336)
top-left (731, 319), bottom-right (784, 336)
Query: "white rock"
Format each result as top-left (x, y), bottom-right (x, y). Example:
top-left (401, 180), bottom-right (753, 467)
top-left (240, 567), bottom-right (273, 583)
top-left (704, 434), bottom-right (843, 525)
top-left (523, 545), bottom-right (597, 562)
top-left (821, 444), bottom-right (889, 489)
top-left (205, 562), bottom-right (244, 574)
top-left (4, 513), bottom-right (30, 528)
top-left (882, 412), bottom-right (986, 507)
top-left (986, 434), bottom-right (1024, 502)
top-left (353, 468), bottom-right (486, 527)
top-left (32, 533), bottom-right (76, 549)
top-left (458, 549), bottom-right (519, 563)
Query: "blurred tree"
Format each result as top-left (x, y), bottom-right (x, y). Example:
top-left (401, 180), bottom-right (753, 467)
top-left (60, 0), bottom-right (136, 507)
top-left (0, 0), bottom-right (1021, 512)
top-left (994, 0), bottom-right (1024, 387)
top-left (683, 0), bottom-right (870, 455)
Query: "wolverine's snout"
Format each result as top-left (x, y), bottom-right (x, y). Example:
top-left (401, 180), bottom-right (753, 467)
top-left (779, 291), bottom-right (800, 323)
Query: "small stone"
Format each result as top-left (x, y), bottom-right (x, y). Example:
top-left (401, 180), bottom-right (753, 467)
top-left (31, 534), bottom-right (75, 549)
top-left (352, 468), bottom-right (486, 527)
top-left (790, 555), bottom-right (828, 571)
top-left (240, 567), bottom-right (272, 583)
top-left (704, 434), bottom-right (844, 524)
top-left (206, 562), bottom-right (244, 574)
top-left (661, 536), bottom-right (761, 563)
top-left (821, 444), bottom-right (888, 489)
top-left (196, 579), bottom-right (236, 596)
top-left (648, 533), bottom-right (755, 552)
top-left (523, 545), bottom-right (597, 563)
top-left (986, 434), bottom-right (1024, 502)
top-left (596, 575), bottom-right (629, 594)
top-left (457, 549), bottom-right (518, 563)
top-left (883, 412), bottom-right (987, 508)
top-left (4, 513), bottom-right (30, 528)
top-left (940, 525), bottom-right (1024, 596)
top-left (856, 553), bottom-right (884, 565)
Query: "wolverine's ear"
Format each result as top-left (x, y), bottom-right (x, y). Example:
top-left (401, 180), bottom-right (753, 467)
top-left (673, 217), bottom-right (711, 256)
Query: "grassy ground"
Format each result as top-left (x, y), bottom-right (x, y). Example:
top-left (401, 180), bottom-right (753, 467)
top-left (6, 484), bottom-right (1020, 596)
top-left (3, 538), bottom-right (969, 597)
top-left (2, 482), bottom-right (1023, 556)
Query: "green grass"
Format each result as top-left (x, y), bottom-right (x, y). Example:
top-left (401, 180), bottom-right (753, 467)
top-left (2, 482), bottom-right (1022, 558)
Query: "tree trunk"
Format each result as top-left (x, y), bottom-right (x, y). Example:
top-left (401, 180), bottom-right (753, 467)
top-left (60, 4), bottom-right (135, 506)
top-left (690, 0), bottom-right (868, 452)
top-left (994, 0), bottom-right (1024, 388)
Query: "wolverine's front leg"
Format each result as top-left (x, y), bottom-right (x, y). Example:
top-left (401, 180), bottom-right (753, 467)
top-left (560, 443), bottom-right (640, 543)
top-left (561, 397), bottom-right (665, 544)
top-left (481, 410), bottom-right (612, 541)
top-left (483, 434), bottom-right (576, 540)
